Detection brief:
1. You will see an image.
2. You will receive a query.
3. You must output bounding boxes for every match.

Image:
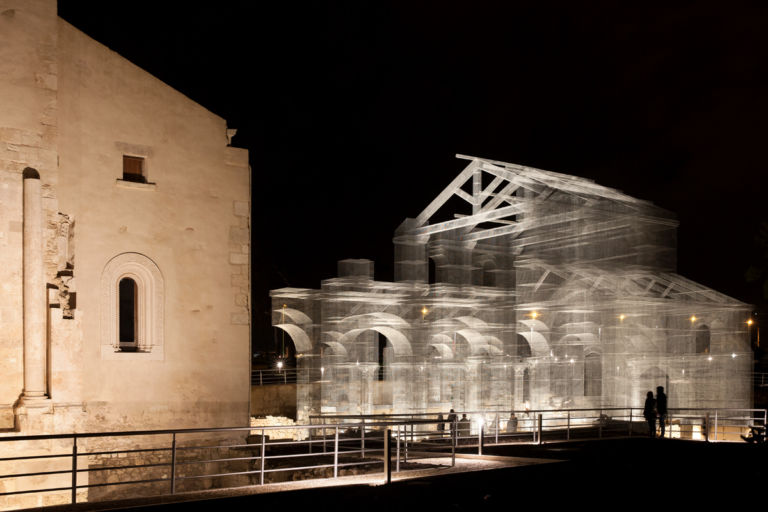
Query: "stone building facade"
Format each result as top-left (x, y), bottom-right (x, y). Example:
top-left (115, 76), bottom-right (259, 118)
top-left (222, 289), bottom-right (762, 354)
top-left (0, 0), bottom-right (251, 436)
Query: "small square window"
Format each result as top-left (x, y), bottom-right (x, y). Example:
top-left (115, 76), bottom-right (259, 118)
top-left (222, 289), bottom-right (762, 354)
top-left (122, 156), bottom-right (146, 183)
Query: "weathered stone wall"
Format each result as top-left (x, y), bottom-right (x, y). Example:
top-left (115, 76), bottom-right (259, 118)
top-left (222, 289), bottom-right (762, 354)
top-left (0, 0), bottom-right (60, 428)
top-left (251, 385), bottom-right (297, 419)
top-left (0, 0), bottom-right (251, 436)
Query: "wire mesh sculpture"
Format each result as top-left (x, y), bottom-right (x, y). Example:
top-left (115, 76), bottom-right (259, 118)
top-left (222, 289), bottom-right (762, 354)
top-left (272, 155), bottom-right (753, 423)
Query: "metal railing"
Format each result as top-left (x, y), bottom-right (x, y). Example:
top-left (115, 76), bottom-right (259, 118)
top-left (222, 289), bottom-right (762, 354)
top-left (0, 419), bottom-right (453, 509)
top-left (251, 368), bottom-right (297, 385)
top-left (3, 406), bottom-right (764, 508)
top-left (312, 406), bottom-right (768, 449)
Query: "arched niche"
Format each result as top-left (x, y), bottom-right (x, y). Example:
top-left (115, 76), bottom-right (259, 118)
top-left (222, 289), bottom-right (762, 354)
top-left (100, 252), bottom-right (164, 360)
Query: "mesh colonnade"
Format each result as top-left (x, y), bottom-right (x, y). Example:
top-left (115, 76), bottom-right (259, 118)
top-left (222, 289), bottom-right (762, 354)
top-left (271, 155), bottom-right (753, 424)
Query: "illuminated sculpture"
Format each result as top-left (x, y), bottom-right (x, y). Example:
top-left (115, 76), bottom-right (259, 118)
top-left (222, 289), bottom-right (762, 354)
top-left (272, 155), bottom-right (752, 422)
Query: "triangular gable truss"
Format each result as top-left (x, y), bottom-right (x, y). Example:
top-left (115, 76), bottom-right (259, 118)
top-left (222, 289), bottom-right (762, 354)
top-left (403, 155), bottom-right (649, 243)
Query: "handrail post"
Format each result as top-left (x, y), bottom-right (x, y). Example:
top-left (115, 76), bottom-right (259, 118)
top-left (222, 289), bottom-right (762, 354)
top-left (384, 428), bottom-right (391, 483)
top-left (567, 412), bottom-right (571, 441)
top-left (259, 429), bottom-right (266, 485)
top-left (309, 425), bottom-right (313, 454)
top-left (628, 408), bottom-right (633, 438)
top-left (478, 424), bottom-right (484, 455)
top-left (705, 413), bottom-right (710, 442)
top-left (170, 433), bottom-right (177, 494)
top-left (396, 425), bottom-right (401, 472)
top-left (537, 413), bottom-right (543, 445)
top-left (333, 426), bottom-right (339, 478)
top-left (361, 419), bottom-right (365, 458)
top-left (495, 413), bottom-right (499, 444)
top-left (404, 423), bottom-right (408, 463)
top-left (598, 411), bottom-right (603, 439)
top-left (259, 370), bottom-right (262, 386)
top-left (667, 410), bottom-right (672, 439)
top-left (451, 421), bottom-right (456, 467)
top-left (714, 410), bottom-right (719, 441)
top-left (71, 435), bottom-right (78, 504)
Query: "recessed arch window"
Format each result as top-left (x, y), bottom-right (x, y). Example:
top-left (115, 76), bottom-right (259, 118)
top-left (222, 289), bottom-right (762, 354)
top-left (100, 252), bottom-right (164, 360)
top-left (118, 277), bottom-right (138, 346)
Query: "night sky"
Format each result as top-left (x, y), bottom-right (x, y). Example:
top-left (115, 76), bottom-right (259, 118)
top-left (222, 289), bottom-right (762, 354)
top-left (58, 2), bottom-right (768, 350)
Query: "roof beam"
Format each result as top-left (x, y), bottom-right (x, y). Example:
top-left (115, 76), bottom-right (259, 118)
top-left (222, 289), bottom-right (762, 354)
top-left (410, 203), bottom-right (525, 236)
top-left (414, 160), bottom-right (478, 226)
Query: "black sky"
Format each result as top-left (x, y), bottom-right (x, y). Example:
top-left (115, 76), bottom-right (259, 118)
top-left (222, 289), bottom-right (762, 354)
top-left (57, 1), bottom-right (768, 349)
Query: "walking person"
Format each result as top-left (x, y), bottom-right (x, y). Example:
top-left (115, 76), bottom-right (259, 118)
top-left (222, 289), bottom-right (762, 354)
top-left (643, 391), bottom-right (656, 438)
top-left (656, 386), bottom-right (668, 438)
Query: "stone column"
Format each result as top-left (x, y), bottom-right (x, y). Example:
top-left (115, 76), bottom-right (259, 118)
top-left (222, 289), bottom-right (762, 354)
top-left (21, 167), bottom-right (48, 402)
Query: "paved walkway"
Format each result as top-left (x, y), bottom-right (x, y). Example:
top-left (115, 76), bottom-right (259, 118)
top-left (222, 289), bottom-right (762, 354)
top-left (35, 452), bottom-right (559, 512)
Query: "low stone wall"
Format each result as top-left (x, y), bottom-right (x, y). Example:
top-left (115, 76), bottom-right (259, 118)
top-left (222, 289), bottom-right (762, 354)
top-left (251, 384), bottom-right (296, 419)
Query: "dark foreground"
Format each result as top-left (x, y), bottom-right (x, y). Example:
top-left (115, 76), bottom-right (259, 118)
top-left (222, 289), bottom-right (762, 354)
top-left (71, 438), bottom-right (768, 511)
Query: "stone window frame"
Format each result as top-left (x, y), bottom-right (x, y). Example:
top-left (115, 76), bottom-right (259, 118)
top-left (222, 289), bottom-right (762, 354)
top-left (100, 252), bottom-right (165, 360)
top-left (115, 142), bottom-right (156, 190)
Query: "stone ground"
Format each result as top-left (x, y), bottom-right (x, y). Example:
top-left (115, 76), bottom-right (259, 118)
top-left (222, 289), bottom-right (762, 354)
top-left (29, 438), bottom-right (768, 511)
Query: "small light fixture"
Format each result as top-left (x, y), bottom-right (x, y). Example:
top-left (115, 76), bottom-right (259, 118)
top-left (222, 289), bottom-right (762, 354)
top-left (619, 314), bottom-right (626, 321)
top-left (690, 315), bottom-right (697, 323)
top-left (276, 360), bottom-right (284, 370)
top-left (530, 311), bottom-right (538, 319)
top-left (731, 353), bottom-right (737, 358)
top-left (747, 319), bottom-right (754, 326)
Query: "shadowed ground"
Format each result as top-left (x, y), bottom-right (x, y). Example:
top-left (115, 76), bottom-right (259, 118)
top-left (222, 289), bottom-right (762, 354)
top-left (40, 438), bottom-right (767, 511)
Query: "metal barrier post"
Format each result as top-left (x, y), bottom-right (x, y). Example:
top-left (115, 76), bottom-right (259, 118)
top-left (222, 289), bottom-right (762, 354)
top-left (567, 412), bottom-right (571, 441)
top-left (404, 423), bottom-right (408, 463)
top-left (259, 430), bottom-right (266, 485)
top-left (384, 428), bottom-right (391, 484)
top-left (71, 435), bottom-right (78, 504)
top-left (396, 425), bottom-right (401, 472)
top-left (361, 420), bottom-right (365, 458)
top-left (705, 413), bottom-right (710, 442)
top-left (170, 433), bottom-right (177, 494)
top-left (323, 426), bottom-right (327, 453)
top-left (667, 411), bottom-right (672, 439)
top-left (537, 413), bottom-right (543, 445)
top-left (451, 422), bottom-right (456, 467)
top-left (628, 409), bottom-right (633, 438)
top-left (478, 424), bottom-right (484, 455)
top-left (495, 414), bottom-right (499, 444)
top-left (309, 426), bottom-right (313, 454)
top-left (714, 410), bottom-right (719, 441)
top-left (334, 426), bottom-right (339, 478)
top-left (259, 371), bottom-right (262, 386)
top-left (598, 412), bottom-right (603, 439)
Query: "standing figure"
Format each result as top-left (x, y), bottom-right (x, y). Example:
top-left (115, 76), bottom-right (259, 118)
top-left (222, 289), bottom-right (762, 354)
top-left (643, 391), bottom-right (657, 438)
top-left (447, 409), bottom-right (457, 439)
top-left (437, 413), bottom-right (445, 434)
top-left (458, 413), bottom-right (471, 443)
top-left (506, 412), bottom-right (518, 433)
top-left (656, 386), bottom-right (668, 438)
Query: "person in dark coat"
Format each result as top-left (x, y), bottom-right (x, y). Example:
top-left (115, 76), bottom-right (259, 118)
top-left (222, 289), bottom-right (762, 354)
top-left (643, 391), bottom-right (657, 438)
top-left (447, 409), bottom-right (457, 439)
top-left (656, 386), bottom-right (668, 438)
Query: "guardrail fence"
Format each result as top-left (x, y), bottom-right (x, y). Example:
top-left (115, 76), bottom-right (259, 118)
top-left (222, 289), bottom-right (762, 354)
top-left (1, 406), bottom-right (765, 509)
